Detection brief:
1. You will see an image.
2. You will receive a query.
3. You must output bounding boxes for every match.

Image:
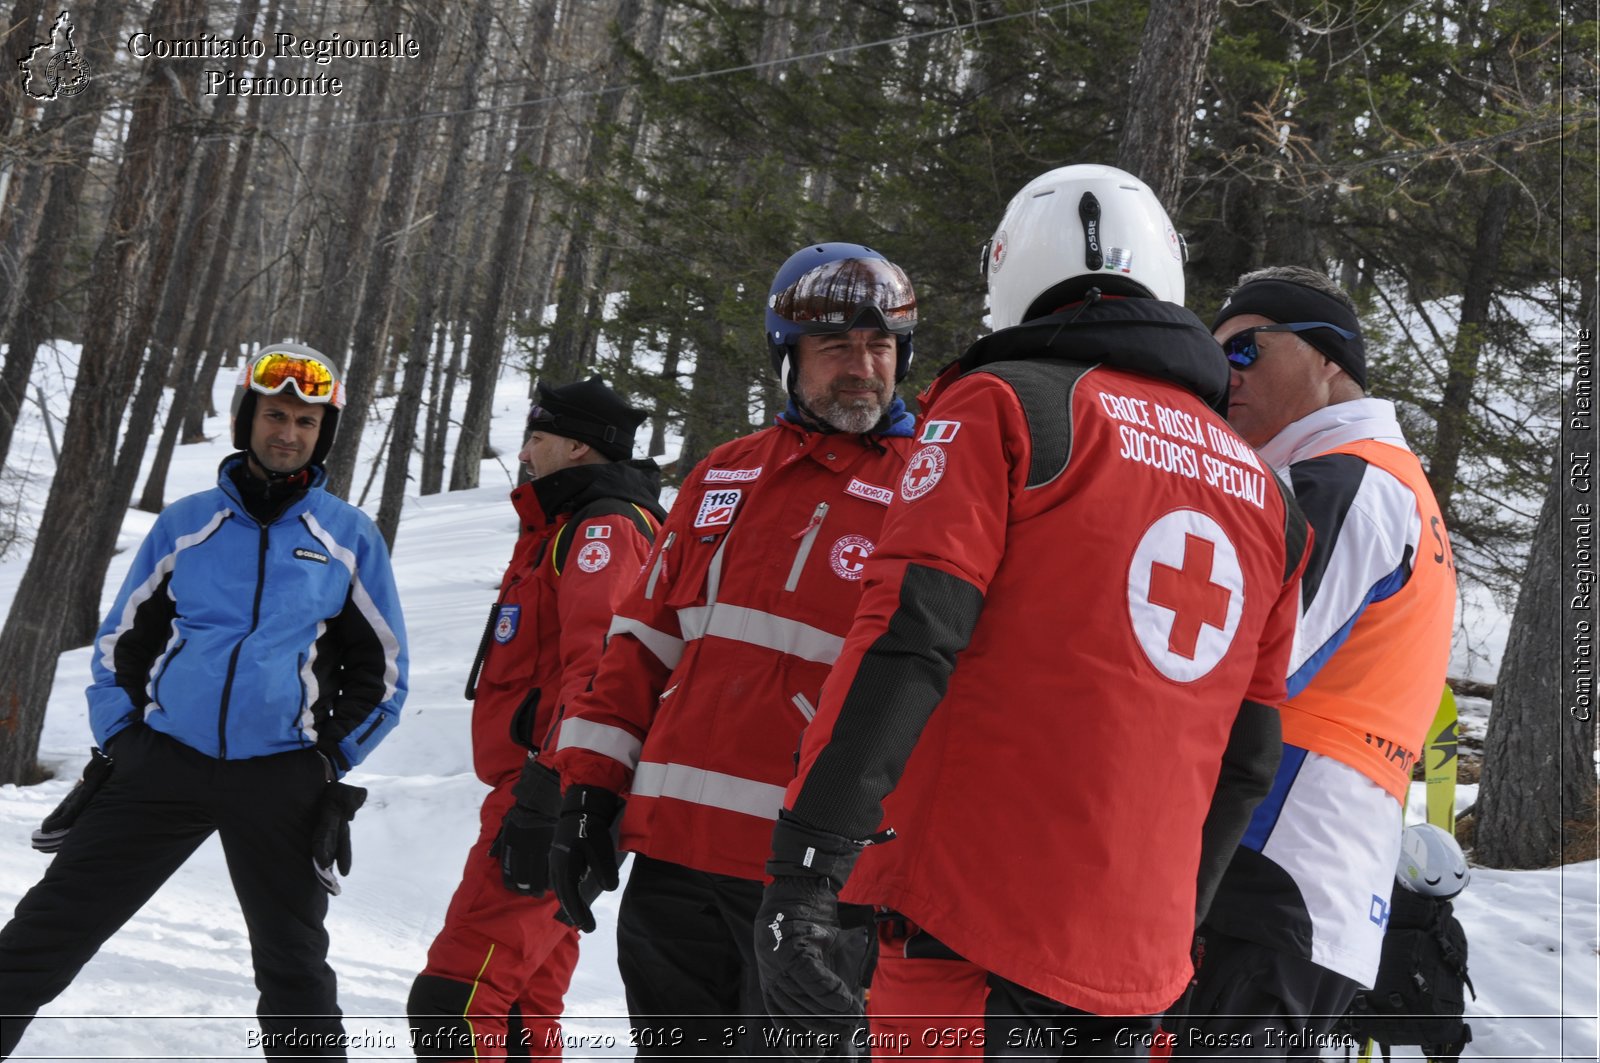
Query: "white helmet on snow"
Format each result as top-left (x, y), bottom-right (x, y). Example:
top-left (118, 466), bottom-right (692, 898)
top-left (982, 163), bottom-right (1188, 330)
top-left (1396, 822), bottom-right (1470, 899)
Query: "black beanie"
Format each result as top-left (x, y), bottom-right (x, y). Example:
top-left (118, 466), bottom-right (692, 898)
top-left (1211, 278), bottom-right (1367, 390)
top-left (527, 376), bottom-right (648, 461)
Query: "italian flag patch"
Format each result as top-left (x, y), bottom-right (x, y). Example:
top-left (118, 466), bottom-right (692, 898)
top-left (585, 525), bottom-right (611, 539)
top-left (920, 420), bottom-right (961, 443)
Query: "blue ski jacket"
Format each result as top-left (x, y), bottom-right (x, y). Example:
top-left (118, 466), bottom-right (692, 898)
top-left (87, 457), bottom-right (408, 771)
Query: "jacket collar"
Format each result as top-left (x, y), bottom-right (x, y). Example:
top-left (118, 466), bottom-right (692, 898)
top-left (217, 453), bottom-right (324, 523)
top-left (1257, 398), bottom-right (1410, 472)
top-left (777, 394), bottom-right (916, 439)
top-left (523, 458), bottom-right (667, 528)
top-left (933, 298), bottom-right (1231, 415)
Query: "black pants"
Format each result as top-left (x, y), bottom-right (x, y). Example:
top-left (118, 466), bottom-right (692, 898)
top-left (0, 725), bottom-right (343, 1061)
top-left (617, 854), bottom-right (871, 1057)
top-left (1165, 925), bottom-right (1360, 1060)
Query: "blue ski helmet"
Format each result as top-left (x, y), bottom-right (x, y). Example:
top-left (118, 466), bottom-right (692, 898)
top-left (765, 243), bottom-right (917, 389)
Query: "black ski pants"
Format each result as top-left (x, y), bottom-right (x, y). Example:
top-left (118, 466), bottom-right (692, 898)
top-left (1164, 924), bottom-right (1360, 1060)
top-left (616, 854), bottom-right (871, 1058)
top-left (0, 724), bottom-right (343, 1061)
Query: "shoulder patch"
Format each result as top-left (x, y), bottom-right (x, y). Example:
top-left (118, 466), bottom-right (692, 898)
top-left (920, 420), bottom-right (961, 444)
top-left (900, 445), bottom-right (947, 501)
top-left (845, 477), bottom-right (894, 507)
top-left (585, 524), bottom-right (611, 539)
top-left (575, 541), bottom-right (612, 573)
top-left (494, 604), bottom-right (520, 643)
top-left (704, 466), bottom-right (763, 484)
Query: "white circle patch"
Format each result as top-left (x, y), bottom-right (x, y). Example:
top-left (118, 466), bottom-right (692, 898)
top-left (1126, 509), bottom-right (1244, 683)
top-left (829, 535), bottom-right (875, 581)
top-left (900, 444), bottom-right (947, 501)
top-left (575, 541), bottom-right (611, 573)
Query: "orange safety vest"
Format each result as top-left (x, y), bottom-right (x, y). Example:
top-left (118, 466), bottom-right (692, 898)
top-left (1278, 439), bottom-right (1457, 801)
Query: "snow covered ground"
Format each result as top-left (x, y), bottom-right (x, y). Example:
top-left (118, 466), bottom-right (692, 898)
top-left (0, 343), bottom-right (1595, 1060)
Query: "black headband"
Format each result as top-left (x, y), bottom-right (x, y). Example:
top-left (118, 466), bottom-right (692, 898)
top-left (1212, 279), bottom-right (1367, 389)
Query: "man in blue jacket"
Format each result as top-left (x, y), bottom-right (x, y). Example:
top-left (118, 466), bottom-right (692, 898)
top-left (0, 343), bottom-right (409, 1062)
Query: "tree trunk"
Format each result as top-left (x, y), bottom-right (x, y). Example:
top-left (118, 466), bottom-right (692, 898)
top-left (0, 0), bottom-right (204, 787)
top-left (322, 3), bottom-right (444, 500)
top-left (374, 0), bottom-right (493, 545)
top-left (1474, 286), bottom-right (1597, 867)
top-left (1116, 0), bottom-right (1223, 208)
top-left (449, 0), bottom-right (561, 492)
top-left (1426, 181), bottom-right (1515, 524)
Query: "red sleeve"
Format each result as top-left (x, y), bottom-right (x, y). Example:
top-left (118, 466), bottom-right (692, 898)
top-left (1245, 522), bottom-right (1312, 707)
top-left (546, 496), bottom-right (694, 794)
top-left (787, 375), bottom-right (1030, 838)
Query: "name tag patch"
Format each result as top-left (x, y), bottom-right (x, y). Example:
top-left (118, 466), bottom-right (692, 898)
top-left (494, 605), bottom-right (520, 643)
top-left (293, 547), bottom-right (330, 565)
top-left (845, 478), bottom-right (894, 507)
top-left (694, 488), bottom-right (742, 529)
top-left (704, 466), bottom-right (763, 484)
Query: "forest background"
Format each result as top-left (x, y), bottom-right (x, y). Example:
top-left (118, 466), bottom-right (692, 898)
top-left (0, 0), bottom-right (1594, 874)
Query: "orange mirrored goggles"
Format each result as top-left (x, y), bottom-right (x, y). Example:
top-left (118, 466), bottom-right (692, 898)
top-left (248, 352), bottom-right (345, 408)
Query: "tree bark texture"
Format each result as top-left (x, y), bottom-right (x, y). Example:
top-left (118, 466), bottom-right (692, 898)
top-left (1116, 0), bottom-right (1223, 209)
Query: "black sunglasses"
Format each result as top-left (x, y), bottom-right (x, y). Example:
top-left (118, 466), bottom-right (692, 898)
top-left (1221, 321), bottom-right (1358, 369)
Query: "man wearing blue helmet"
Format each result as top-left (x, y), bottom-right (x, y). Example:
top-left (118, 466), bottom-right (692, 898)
top-left (547, 244), bottom-right (919, 1055)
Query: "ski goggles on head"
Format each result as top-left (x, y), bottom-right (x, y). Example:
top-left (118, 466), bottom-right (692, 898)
top-left (1221, 321), bottom-right (1358, 370)
top-left (770, 257), bottom-right (917, 336)
top-left (248, 351), bottom-right (344, 407)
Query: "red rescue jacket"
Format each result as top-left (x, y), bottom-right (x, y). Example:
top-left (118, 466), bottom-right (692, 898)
top-left (785, 300), bottom-right (1310, 1017)
top-left (467, 461), bottom-right (663, 789)
top-left (548, 407), bottom-right (918, 879)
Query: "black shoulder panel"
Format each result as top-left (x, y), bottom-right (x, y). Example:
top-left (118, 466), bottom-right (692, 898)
top-left (1286, 453), bottom-right (1367, 602)
top-left (969, 360), bottom-right (1095, 489)
top-left (551, 498), bottom-right (659, 574)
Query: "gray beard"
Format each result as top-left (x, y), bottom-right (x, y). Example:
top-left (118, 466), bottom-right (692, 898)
top-left (799, 383), bottom-right (890, 434)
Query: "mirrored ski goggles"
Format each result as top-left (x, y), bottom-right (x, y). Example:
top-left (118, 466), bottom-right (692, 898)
top-left (1221, 321), bottom-right (1358, 370)
top-left (770, 258), bottom-right (917, 335)
top-left (248, 352), bottom-right (344, 407)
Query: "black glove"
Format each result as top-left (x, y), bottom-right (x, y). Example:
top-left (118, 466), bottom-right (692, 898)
top-left (31, 747), bottom-right (115, 853)
top-left (490, 757), bottom-right (562, 895)
top-left (754, 812), bottom-right (870, 1055)
top-left (311, 781), bottom-right (368, 896)
top-left (548, 785), bottom-right (621, 932)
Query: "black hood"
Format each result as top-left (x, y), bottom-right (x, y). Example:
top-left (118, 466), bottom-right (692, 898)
top-left (956, 298), bottom-right (1230, 415)
top-left (531, 458), bottom-right (667, 523)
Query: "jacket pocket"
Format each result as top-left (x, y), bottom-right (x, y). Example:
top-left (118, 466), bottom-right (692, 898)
top-left (150, 639), bottom-right (187, 707)
top-left (785, 503), bottom-right (829, 592)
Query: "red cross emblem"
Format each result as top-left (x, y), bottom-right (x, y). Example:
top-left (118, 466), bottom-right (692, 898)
top-left (900, 444), bottom-right (947, 501)
top-left (576, 541), bottom-right (611, 573)
top-left (1127, 511), bottom-right (1244, 683)
top-left (1147, 534), bottom-right (1232, 659)
top-left (829, 535), bottom-right (875, 581)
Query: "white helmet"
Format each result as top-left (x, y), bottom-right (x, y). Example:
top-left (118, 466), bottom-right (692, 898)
top-left (982, 164), bottom-right (1188, 330)
top-left (1396, 823), bottom-right (1470, 898)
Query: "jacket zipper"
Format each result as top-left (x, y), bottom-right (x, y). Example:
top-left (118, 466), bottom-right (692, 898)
top-left (785, 502), bottom-right (829, 592)
top-left (217, 518), bottom-right (270, 759)
top-left (644, 531), bottom-right (676, 599)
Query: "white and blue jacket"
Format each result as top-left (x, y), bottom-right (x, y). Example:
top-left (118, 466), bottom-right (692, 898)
top-left (88, 457), bottom-right (408, 771)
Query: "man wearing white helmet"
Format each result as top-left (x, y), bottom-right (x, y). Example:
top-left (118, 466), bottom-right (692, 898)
top-left (0, 343), bottom-right (408, 1061)
top-left (1165, 268), bottom-right (1457, 1059)
top-left (752, 165), bottom-right (1310, 1058)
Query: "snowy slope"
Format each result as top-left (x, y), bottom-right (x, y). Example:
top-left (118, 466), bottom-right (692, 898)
top-left (0, 345), bottom-right (1594, 1061)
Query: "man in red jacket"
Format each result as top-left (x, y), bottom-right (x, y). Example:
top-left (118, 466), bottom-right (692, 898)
top-left (545, 243), bottom-right (921, 1055)
top-left (408, 377), bottom-right (664, 1060)
top-left (752, 166), bottom-right (1311, 1059)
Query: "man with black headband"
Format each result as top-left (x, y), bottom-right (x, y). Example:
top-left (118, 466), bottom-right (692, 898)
top-left (545, 243), bottom-right (920, 1055)
top-left (1167, 267), bottom-right (1457, 1059)
top-left (0, 343), bottom-right (408, 1061)
top-left (409, 376), bottom-right (665, 1060)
